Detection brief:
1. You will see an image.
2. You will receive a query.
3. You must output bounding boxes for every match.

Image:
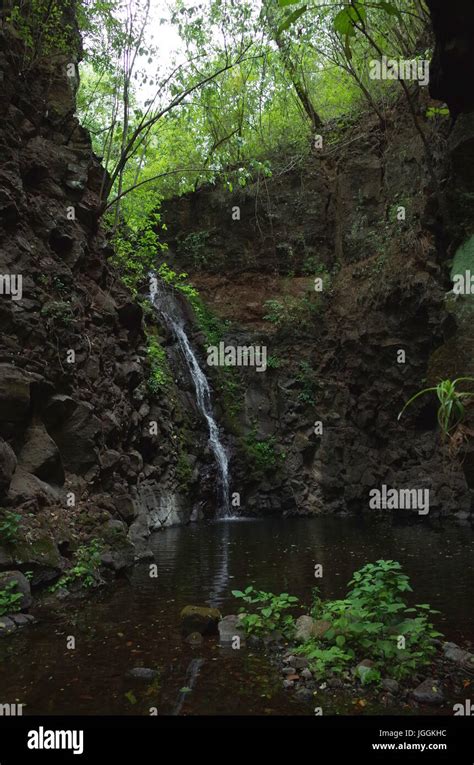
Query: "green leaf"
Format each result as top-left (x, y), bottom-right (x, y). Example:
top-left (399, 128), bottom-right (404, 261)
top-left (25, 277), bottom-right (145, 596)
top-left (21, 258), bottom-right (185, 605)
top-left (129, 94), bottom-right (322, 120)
top-left (278, 5), bottom-right (307, 34)
top-left (231, 590), bottom-right (245, 598)
top-left (335, 634), bottom-right (346, 647)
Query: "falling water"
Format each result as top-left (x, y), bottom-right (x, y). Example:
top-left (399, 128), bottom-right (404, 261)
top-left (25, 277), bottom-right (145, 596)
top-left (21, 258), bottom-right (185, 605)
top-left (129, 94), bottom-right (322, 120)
top-left (149, 275), bottom-right (231, 517)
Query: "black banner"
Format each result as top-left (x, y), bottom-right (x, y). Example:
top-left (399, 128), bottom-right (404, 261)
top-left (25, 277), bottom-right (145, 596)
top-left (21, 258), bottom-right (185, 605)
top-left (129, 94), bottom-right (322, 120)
top-left (0, 715), bottom-right (472, 762)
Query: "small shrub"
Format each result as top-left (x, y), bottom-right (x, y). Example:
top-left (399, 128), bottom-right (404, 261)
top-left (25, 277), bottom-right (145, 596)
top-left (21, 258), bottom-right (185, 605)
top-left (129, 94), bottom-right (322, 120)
top-left (50, 539), bottom-right (104, 592)
top-left (244, 429), bottom-right (284, 471)
top-left (147, 336), bottom-right (170, 393)
top-left (0, 580), bottom-right (23, 617)
top-left (0, 510), bottom-right (22, 543)
top-left (398, 378), bottom-right (474, 436)
top-left (232, 586), bottom-right (299, 638)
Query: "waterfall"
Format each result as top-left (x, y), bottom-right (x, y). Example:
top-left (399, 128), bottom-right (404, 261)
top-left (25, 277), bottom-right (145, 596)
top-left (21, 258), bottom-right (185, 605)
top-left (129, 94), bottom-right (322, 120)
top-left (149, 276), bottom-right (231, 517)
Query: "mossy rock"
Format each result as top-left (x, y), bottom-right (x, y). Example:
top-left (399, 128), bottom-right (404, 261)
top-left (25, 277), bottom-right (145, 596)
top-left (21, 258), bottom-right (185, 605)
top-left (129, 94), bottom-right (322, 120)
top-left (180, 605), bottom-right (221, 637)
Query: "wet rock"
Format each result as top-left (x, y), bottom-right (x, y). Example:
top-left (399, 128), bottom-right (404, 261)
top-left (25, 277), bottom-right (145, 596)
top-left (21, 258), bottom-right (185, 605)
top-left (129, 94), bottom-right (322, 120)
top-left (0, 616), bottom-right (16, 637)
top-left (126, 668), bottom-right (158, 681)
top-left (10, 613), bottom-right (35, 627)
top-left (381, 678), bottom-right (400, 695)
top-left (411, 678), bottom-right (444, 705)
top-left (0, 570), bottom-right (32, 610)
top-left (180, 605), bottom-right (221, 637)
top-left (295, 687), bottom-right (314, 703)
top-left (218, 615), bottom-right (246, 646)
top-left (0, 438), bottom-right (16, 496)
top-left (185, 631), bottom-right (203, 646)
top-left (282, 666), bottom-right (296, 675)
top-left (283, 679), bottom-right (294, 689)
top-left (301, 668), bottom-right (313, 680)
top-left (293, 657), bottom-right (309, 670)
top-left (443, 641), bottom-right (474, 671)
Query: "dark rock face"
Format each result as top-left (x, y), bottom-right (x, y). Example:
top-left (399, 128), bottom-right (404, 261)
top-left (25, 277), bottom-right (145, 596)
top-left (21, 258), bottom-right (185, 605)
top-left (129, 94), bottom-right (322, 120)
top-left (0, 19), bottom-right (214, 578)
top-left (161, 99), bottom-right (473, 519)
top-left (427, 0), bottom-right (474, 117)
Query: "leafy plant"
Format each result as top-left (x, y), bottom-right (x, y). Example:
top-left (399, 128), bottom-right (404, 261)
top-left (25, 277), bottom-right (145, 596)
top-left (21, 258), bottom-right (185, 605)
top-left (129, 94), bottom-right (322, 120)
top-left (0, 510), bottom-right (22, 544)
top-left (398, 378), bottom-right (474, 436)
top-left (243, 429), bottom-right (284, 471)
top-left (296, 360), bottom-right (318, 405)
top-left (0, 580), bottom-right (23, 617)
top-left (147, 335), bottom-right (170, 393)
top-left (232, 586), bottom-right (299, 638)
top-left (302, 560), bottom-right (443, 681)
top-left (50, 539), bottom-right (104, 592)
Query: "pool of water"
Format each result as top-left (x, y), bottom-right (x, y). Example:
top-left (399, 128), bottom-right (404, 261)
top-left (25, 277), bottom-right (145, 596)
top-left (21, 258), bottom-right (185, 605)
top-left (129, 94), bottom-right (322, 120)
top-left (0, 517), bottom-right (472, 716)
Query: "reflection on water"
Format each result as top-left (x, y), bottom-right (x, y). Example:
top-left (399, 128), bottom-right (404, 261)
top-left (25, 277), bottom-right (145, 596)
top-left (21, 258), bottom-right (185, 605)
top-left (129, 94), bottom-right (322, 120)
top-left (0, 517), bottom-right (472, 716)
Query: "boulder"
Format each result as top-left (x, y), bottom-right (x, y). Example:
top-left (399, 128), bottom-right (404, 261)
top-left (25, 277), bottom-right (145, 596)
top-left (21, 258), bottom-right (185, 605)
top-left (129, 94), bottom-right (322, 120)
top-left (50, 401), bottom-right (101, 473)
top-left (0, 616), bottom-right (16, 637)
top-left (312, 619), bottom-right (332, 639)
top-left (8, 467), bottom-right (59, 506)
top-left (0, 364), bottom-right (31, 428)
top-left (0, 570), bottom-right (32, 610)
top-left (180, 605), bottom-right (221, 637)
top-left (11, 536), bottom-right (62, 585)
top-left (295, 615), bottom-right (315, 642)
top-left (0, 438), bottom-right (16, 496)
top-left (218, 615), bottom-right (246, 646)
top-left (411, 678), bottom-right (444, 705)
top-left (18, 423), bottom-right (64, 484)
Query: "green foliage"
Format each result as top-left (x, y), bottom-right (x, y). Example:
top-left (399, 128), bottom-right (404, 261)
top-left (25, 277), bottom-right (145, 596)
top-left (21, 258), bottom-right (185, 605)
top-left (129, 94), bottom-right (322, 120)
top-left (147, 335), bottom-right (170, 393)
top-left (0, 510), bottom-right (22, 544)
top-left (243, 429), bottom-right (284, 472)
top-left (298, 560), bottom-right (443, 682)
top-left (158, 263), bottom-right (229, 346)
top-left (177, 230), bottom-right (213, 268)
top-left (232, 586), bottom-right (299, 638)
top-left (398, 378), bottom-right (474, 436)
top-left (41, 301), bottom-right (74, 328)
top-left (236, 562), bottom-right (443, 685)
top-left (176, 452), bottom-right (193, 487)
top-left (296, 360), bottom-right (317, 405)
top-left (51, 539), bottom-right (104, 592)
top-left (0, 580), bottom-right (23, 618)
top-left (263, 293), bottom-right (322, 330)
top-left (8, 0), bottom-right (78, 64)
top-left (266, 355), bottom-right (281, 369)
top-left (111, 214), bottom-right (167, 295)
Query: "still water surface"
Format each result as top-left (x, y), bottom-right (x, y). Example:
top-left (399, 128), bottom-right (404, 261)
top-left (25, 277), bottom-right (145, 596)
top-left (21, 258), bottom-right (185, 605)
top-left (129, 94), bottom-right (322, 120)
top-left (0, 517), bottom-right (472, 715)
